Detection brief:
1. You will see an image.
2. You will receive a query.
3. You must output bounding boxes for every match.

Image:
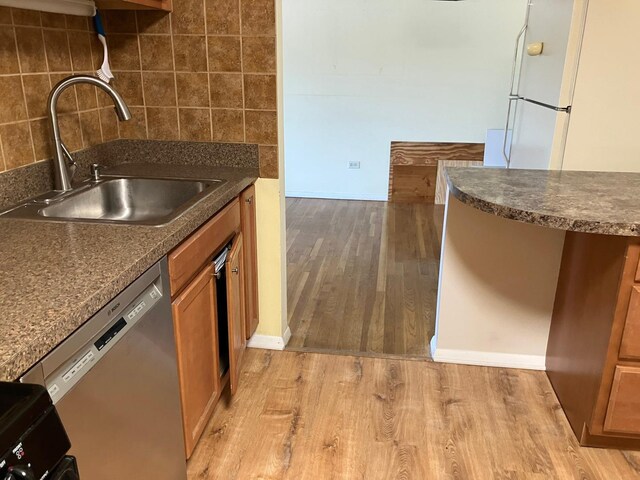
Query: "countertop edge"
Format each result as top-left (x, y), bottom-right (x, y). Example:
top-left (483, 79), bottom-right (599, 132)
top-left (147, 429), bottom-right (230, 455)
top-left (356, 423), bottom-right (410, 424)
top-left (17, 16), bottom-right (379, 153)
top-left (445, 174), bottom-right (640, 237)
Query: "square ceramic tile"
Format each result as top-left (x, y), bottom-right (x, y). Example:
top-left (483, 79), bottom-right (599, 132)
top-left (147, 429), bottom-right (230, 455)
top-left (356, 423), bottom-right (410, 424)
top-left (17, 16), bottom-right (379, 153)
top-left (245, 110), bottom-right (277, 144)
top-left (15, 27), bottom-right (48, 73)
top-left (146, 107), bottom-right (179, 140)
top-left (143, 72), bottom-right (177, 106)
top-left (172, 0), bottom-right (206, 35)
top-left (22, 74), bottom-right (51, 119)
top-left (179, 108), bottom-right (212, 141)
top-left (209, 73), bottom-right (243, 109)
top-left (173, 35), bottom-right (208, 72)
top-left (0, 27), bottom-right (20, 74)
top-left (140, 35), bottom-right (174, 71)
top-left (0, 122), bottom-right (35, 169)
top-left (241, 0), bottom-right (276, 35)
top-left (242, 36), bottom-right (276, 73)
top-left (43, 30), bottom-right (72, 72)
top-left (176, 73), bottom-right (210, 107)
top-left (244, 74), bottom-right (276, 110)
top-left (0, 76), bottom-right (27, 123)
top-left (259, 145), bottom-right (278, 178)
top-left (119, 107), bottom-right (148, 139)
top-left (205, 0), bottom-right (240, 35)
top-left (207, 36), bottom-right (242, 72)
top-left (137, 11), bottom-right (171, 34)
top-left (108, 34), bottom-right (142, 71)
top-left (211, 109), bottom-right (244, 142)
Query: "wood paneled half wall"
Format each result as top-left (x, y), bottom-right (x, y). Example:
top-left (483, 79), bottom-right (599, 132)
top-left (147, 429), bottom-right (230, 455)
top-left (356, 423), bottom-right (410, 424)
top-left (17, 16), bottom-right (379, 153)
top-left (389, 142), bottom-right (484, 204)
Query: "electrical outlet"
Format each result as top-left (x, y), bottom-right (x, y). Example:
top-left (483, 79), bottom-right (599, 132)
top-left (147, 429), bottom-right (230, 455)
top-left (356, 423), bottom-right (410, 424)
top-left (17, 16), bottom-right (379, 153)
top-left (348, 161), bottom-right (361, 169)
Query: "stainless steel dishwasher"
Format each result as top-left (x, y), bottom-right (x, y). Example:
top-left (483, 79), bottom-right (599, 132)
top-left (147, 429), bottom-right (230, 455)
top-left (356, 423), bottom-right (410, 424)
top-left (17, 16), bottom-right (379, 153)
top-left (21, 258), bottom-right (187, 480)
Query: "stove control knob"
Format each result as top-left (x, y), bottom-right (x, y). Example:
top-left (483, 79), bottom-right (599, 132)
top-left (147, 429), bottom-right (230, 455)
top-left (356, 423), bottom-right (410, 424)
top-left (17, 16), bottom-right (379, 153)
top-left (4, 466), bottom-right (35, 480)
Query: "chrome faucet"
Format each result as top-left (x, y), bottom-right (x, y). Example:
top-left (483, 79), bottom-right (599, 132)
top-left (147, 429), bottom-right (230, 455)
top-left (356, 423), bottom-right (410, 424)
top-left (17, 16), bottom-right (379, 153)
top-left (48, 75), bottom-right (132, 191)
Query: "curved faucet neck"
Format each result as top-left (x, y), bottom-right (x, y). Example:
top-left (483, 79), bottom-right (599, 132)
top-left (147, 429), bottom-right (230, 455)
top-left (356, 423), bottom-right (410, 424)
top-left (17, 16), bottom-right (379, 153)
top-left (48, 75), bottom-right (131, 191)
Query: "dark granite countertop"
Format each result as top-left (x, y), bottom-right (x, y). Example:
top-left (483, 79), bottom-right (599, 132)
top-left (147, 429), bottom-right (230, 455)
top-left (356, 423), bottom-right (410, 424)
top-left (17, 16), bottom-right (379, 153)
top-left (445, 167), bottom-right (640, 236)
top-left (0, 141), bottom-right (260, 381)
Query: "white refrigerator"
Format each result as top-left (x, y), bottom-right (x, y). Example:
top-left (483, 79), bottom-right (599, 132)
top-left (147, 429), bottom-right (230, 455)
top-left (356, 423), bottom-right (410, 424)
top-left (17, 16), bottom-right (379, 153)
top-left (503, 0), bottom-right (587, 170)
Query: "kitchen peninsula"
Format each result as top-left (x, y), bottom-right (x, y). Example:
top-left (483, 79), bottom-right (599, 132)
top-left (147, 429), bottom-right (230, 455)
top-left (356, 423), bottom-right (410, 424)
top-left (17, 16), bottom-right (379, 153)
top-left (435, 167), bottom-right (640, 449)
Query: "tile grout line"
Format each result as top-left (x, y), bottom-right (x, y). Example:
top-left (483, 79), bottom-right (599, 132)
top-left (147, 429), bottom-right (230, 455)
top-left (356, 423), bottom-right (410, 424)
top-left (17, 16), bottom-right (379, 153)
top-left (87, 22), bottom-right (106, 145)
top-left (134, 12), bottom-right (150, 140)
top-left (239, 0), bottom-right (246, 144)
top-left (65, 19), bottom-right (88, 150)
top-left (203, 0), bottom-right (214, 143)
top-left (168, 14), bottom-right (181, 140)
top-left (11, 8), bottom-right (36, 167)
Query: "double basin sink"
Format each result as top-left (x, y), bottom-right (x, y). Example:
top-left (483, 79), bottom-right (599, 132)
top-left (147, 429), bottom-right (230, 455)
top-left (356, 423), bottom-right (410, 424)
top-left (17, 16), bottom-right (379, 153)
top-left (0, 176), bottom-right (225, 226)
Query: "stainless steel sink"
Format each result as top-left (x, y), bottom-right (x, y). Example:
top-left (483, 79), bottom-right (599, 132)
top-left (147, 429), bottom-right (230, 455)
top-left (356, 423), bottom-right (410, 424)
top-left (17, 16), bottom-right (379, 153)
top-left (0, 177), bottom-right (224, 226)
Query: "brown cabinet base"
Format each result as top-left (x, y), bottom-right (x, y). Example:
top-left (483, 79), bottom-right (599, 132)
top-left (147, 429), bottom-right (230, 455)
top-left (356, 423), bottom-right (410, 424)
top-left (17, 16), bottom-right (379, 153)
top-left (547, 231), bottom-right (640, 450)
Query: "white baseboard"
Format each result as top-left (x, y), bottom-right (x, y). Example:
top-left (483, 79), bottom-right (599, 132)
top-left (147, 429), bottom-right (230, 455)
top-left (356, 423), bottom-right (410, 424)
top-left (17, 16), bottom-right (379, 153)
top-left (247, 326), bottom-right (292, 351)
top-left (432, 347), bottom-right (546, 371)
top-left (285, 190), bottom-right (387, 201)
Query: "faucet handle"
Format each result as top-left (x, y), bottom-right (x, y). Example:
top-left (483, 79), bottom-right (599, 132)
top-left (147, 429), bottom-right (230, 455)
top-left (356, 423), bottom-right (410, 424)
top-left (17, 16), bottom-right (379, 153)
top-left (90, 163), bottom-right (104, 181)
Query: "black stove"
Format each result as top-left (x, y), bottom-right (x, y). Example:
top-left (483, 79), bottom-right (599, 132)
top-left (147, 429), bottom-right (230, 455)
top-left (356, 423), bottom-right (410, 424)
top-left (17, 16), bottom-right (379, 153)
top-left (0, 382), bottom-right (78, 480)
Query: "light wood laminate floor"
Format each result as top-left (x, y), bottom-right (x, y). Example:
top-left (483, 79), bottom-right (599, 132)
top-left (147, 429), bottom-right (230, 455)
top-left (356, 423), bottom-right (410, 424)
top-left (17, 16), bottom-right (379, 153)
top-left (286, 198), bottom-right (444, 357)
top-left (187, 349), bottom-right (640, 479)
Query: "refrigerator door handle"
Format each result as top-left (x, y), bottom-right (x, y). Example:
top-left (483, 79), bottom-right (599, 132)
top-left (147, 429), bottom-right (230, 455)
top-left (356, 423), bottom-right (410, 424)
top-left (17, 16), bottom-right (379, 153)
top-left (503, 96), bottom-right (518, 168)
top-left (520, 96), bottom-right (572, 113)
top-left (508, 1), bottom-right (531, 96)
top-left (509, 24), bottom-right (527, 96)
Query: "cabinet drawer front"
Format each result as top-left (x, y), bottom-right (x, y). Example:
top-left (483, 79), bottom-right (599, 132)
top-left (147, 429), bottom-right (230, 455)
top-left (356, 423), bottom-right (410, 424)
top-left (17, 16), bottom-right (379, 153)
top-left (604, 365), bottom-right (640, 435)
top-left (620, 286), bottom-right (640, 360)
top-left (168, 199), bottom-right (240, 297)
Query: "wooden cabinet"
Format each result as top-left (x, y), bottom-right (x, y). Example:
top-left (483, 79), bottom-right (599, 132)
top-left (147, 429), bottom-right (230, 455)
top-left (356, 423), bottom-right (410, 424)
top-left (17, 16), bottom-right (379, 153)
top-left (172, 264), bottom-right (220, 458)
top-left (547, 233), bottom-right (640, 450)
top-left (240, 185), bottom-right (259, 339)
top-left (604, 366), bottom-right (640, 435)
top-left (620, 286), bottom-right (640, 360)
top-left (168, 188), bottom-right (258, 458)
top-left (96, 0), bottom-right (172, 11)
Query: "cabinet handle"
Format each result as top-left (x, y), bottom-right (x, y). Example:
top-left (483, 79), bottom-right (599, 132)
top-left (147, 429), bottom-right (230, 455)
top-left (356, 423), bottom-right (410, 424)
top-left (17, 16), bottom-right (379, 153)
top-left (245, 197), bottom-right (253, 204)
top-left (232, 267), bottom-right (239, 274)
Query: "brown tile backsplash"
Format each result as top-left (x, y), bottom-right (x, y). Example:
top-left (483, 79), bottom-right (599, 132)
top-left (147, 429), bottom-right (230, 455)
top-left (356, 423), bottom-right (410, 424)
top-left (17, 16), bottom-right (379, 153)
top-left (207, 36), bottom-right (242, 72)
top-left (242, 36), bottom-right (276, 73)
top-left (0, 3), bottom-right (278, 178)
top-left (210, 73), bottom-right (243, 109)
top-left (0, 122), bottom-right (34, 169)
top-left (244, 74), bottom-right (277, 110)
top-left (0, 26), bottom-right (19, 74)
top-left (205, 0), bottom-right (240, 35)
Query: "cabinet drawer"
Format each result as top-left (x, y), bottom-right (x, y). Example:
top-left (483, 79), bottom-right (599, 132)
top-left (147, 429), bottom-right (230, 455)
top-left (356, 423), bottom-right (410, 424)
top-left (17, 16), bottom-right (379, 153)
top-left (168, 199), bottom-right (240, 297)
top-left (604, 365), bottom-right (640, 435)
top-left (620, 286), bottom-right (640, 360)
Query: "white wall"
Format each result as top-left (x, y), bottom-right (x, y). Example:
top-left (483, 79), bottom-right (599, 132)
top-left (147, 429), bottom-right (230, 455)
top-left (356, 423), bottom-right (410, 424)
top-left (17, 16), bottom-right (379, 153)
top-left (283, 0), bottom-right (528, 200)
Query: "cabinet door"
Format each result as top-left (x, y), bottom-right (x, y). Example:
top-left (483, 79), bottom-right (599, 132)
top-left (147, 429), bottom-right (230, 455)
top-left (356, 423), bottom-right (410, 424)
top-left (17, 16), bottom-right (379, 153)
top-left (604, 365), bottom-right (640, 435)
top-left (172, 264), bottom-right (220, 458)
top-left (241, 185), bottom-right (259, 339)
top-left (226, 233), bottom-right (247, 395)
top-left (620, 286), bottom-right (640, 360)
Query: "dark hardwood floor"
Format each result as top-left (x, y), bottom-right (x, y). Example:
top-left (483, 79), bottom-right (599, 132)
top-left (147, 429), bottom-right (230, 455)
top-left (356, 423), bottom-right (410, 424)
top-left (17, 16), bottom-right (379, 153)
top-left (285, 198), bottom-right (445, 357)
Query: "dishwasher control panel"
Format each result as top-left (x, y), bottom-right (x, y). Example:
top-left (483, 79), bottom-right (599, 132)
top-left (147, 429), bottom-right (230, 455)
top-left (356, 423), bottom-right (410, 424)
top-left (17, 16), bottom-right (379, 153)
top-left (44, 283), bottom-right (163, 404)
